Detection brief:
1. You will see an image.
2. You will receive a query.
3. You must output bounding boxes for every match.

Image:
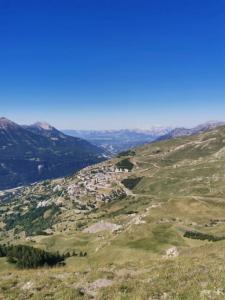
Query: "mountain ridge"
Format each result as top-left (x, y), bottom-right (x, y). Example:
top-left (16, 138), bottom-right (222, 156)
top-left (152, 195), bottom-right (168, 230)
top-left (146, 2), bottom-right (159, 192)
top-left (0, 118), bottom-right (107, 190)
top-left (63, 127), bottom-right (172, 154)
top-left (63, 121), bottom-right (225, 154)
top-left (157, 121), bottom-right (225, 141)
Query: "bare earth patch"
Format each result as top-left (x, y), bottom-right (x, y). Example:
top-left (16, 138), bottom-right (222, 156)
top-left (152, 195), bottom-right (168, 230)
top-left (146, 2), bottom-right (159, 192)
top-left (88, 278), bottom-right (113, 290)
top-left (83, 221), bottom-right (122, 233)
top-left (76, 279), bottom-right (113, 297)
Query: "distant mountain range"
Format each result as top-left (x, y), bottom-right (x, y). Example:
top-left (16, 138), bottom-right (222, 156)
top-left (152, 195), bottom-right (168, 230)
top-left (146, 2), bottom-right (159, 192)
top-left (63, 122), bottom-right (225, 154)
top-left (157, 121), bottom-right (225, 141)
top-left (63, 128), bottom-right (172, 154)
top-left (0, 118), bottom-right (107, 190)
top-left (1, 118), bottom-right (224, 190)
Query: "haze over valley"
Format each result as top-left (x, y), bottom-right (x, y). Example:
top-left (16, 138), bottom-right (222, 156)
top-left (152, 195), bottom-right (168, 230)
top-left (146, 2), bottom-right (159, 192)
top-left (64, 121), bottom-right (225, 154)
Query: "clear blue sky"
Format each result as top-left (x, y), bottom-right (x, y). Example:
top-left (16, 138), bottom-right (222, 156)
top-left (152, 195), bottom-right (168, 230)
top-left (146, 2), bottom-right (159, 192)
top-left (0, 0), bottom-right (225, 129)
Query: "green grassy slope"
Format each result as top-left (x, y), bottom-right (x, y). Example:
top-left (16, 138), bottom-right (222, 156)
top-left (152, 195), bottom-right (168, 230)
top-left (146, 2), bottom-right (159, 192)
top-left (1, 125), bottom-right (225, 299)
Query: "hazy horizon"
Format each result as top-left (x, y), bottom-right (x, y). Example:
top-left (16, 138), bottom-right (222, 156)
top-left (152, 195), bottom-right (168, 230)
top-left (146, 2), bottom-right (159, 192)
top-left (1, 115), bottom-right (224, 132)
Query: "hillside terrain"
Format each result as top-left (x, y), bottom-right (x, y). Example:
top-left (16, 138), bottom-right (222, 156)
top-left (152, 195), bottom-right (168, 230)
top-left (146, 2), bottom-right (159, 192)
top-left (2, 125), bottom-right (225, 299)
top-left (0, 118), bottom-right (107, 190)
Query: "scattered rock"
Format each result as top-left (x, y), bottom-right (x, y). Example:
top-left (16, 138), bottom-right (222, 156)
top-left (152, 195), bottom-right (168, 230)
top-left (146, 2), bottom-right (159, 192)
top-left (163, 247), bottom-right (179, 259)
top-left (52, 272), bottom-right (70, 280)
top-left (37, 200), bottom-right (50, 208)
top-left (76, 279), bottom-right (113, 297)
top-left (133, 216), bottom-right (146, 225)
top-left (200, 288), bottom-right (225, 298)
top-left (88, 278), bottom-right (113, 291)
top-left (53, 184), bottom-right (62, 192)
top-left (21, 281), bottom-right (34, 291)
top-left (115, 268), bottom-right (139, 277)
top-left (148, 292), bottom-right (169, 300)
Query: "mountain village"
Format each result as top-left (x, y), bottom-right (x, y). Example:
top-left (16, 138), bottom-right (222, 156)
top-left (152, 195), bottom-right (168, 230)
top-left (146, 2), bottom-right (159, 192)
top-left (35, 164), bottom-right (131, 212)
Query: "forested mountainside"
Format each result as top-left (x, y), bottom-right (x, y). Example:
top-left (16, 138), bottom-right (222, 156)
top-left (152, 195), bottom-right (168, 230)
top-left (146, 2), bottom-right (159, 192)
top-left (0, 118), bottom-right (107, 190)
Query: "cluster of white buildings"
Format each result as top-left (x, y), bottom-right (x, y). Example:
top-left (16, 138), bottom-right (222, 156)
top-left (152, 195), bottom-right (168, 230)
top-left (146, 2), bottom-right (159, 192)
top-left (65, 165), bottom-right (129, 202)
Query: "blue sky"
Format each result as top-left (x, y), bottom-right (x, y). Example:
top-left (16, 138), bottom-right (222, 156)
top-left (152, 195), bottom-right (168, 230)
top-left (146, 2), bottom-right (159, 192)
top-left (0, 0), bottom-right (225, 129)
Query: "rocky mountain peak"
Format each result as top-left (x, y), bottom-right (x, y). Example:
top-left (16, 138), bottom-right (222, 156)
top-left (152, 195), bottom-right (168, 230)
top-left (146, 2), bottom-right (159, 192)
top-left (0, 117), bottom-right (19, 130)
top-left (32, 122), bottom-right (54, 131)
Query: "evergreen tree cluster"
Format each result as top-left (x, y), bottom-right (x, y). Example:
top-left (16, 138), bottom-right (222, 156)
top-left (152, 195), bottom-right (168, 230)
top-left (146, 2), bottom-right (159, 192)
top-left (0, 244), bottom-right (64, 268)
top-left (4, 204), bottom-right (60, 235)
top-left (184, 230), bottom-right (225, 242)
top-left (117, 150), bottom-right (135, 157)
top-left (64, 250), bottom-right (87, 258)
top-left (122, 177), bottom-right (142, 190)
top-left (116, 158), bottom-right (134, 171)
